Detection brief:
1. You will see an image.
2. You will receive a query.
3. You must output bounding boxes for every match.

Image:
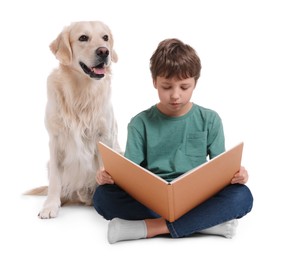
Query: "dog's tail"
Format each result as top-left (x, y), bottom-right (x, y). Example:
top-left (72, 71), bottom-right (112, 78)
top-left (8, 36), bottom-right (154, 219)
top-left (23, 186), bottom-right (48, 196)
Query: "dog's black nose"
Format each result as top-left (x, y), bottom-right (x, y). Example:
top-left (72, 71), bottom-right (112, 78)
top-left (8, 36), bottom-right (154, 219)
top-left (96, 47), bottom-right (109, 59)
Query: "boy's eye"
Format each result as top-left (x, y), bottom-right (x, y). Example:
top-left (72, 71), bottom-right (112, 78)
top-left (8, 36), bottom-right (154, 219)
top-left (181, 85), bottom-right (191, 90)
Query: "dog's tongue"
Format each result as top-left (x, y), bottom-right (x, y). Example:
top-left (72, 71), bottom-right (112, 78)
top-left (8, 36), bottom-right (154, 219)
top-left (92, 67), bottom-right (105, 75)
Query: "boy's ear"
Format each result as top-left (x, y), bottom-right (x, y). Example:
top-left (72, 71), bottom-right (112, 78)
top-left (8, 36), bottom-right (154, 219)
top-left (153, 79), bottom-right (157, 89)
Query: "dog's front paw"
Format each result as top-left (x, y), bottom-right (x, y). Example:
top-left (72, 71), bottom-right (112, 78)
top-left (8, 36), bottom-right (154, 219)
top-left (38, 205), bottom-right (60, 219)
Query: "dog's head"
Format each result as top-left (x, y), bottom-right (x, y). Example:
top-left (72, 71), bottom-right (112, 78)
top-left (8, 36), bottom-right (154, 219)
top-left (50, 21), bottom-right (118, 79)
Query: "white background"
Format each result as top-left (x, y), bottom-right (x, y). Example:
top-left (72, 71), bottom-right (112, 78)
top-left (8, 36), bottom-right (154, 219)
top-left (0, 0), bottom-right (281, 259)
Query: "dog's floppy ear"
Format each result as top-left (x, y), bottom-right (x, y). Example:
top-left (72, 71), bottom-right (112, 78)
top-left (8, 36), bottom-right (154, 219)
top-left (49, 28), bottom-right (72, 65)
top-left (108, 29), bottom-right (118, 63)
top-left (112, 50), bottom-right (118, 63)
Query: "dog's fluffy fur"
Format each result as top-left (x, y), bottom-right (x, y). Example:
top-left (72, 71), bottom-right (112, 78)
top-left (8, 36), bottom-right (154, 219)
top-left (25, 21), bottom-right (121, 219)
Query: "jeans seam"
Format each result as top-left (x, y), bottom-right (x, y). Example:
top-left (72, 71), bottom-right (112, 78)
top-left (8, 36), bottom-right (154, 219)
top-left (167, 221), bottom-right (179, 238)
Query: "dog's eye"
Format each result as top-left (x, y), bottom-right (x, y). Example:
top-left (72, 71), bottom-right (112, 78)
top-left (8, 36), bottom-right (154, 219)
top-left (103, 35), bottom-right (109, 41)
top-left (79, 35), bottom-right (89, 42)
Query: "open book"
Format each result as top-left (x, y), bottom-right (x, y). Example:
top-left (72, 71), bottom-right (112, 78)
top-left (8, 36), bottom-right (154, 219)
top-left (98, 142), bottom-right (244, 222)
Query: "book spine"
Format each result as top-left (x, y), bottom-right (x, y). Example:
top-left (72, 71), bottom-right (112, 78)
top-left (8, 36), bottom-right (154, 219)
top-left (167, 184), bottom-right (175, 222)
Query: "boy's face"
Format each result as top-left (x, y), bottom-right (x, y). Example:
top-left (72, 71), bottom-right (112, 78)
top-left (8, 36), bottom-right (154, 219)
top-left (154, 76), bottom-right (196, 117)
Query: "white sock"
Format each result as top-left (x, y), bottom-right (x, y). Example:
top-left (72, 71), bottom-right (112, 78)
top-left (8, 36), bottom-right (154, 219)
top-left (107, 218), bottom-right (147, 244)
top-left (198, 219), bottom-right (238, 238)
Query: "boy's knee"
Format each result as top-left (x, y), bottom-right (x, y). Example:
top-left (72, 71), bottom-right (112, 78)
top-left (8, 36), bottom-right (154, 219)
top-left (230, 184), bottom-right (254, 215)
top-left (240, 184), bottom-right (254, 212)
top-left (93, 184), bottom-right (123, 220)
top-left (93, 185), bottom-right (110, 219)
top-left (237, 185), bottom-right (253, 203)
top-left (93, 185), bottom-right (103, 208)
top-left (93, 185), bottom-right (112, 209)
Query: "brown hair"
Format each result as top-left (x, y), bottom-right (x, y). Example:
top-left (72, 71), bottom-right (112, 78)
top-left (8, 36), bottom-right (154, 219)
top-left (150, 38), bottom-right (201, 83)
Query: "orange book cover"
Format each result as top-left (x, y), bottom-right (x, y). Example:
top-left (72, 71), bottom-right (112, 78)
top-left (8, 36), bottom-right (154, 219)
top-left (98, 142), bottom-right (243, 222)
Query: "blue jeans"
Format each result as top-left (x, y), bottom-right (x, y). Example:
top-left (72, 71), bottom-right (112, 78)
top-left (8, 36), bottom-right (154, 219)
top-left (93, 183), bottom-right (253, 238)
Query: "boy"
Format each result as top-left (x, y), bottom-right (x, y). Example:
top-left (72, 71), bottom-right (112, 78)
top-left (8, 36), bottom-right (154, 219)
top-left (93, 38), bottom-right (253, 244)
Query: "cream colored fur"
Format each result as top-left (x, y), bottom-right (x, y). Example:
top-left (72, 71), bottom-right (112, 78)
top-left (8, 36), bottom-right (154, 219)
top-left (26, 21), bottom-right (121, 219)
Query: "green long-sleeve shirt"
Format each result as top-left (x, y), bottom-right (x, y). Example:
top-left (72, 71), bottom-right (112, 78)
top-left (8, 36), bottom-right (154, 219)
top-left (124, 103), bottom-right (225, 182)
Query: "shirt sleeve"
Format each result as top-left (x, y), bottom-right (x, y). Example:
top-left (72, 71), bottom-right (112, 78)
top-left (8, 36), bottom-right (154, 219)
top-left (207, 112), bottom-right (225, 159)
top-left (124, 121), bottom-right (146, 166)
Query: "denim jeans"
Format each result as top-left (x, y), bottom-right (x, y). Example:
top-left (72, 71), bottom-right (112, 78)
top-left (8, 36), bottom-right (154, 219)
top-left (93, 183), bottom-right (253, 238)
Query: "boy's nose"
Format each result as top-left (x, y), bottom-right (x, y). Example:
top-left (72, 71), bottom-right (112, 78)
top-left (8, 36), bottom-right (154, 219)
top-left (171, 91), bottom-right (180, 100)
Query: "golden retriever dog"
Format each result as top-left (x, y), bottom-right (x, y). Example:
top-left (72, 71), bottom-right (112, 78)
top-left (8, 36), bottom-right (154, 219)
top-left (25, 21), bottom-right (121, 219)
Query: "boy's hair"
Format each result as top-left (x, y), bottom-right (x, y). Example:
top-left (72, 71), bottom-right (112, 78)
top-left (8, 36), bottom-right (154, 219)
top-left (150, 38), bottom-right (201, 83)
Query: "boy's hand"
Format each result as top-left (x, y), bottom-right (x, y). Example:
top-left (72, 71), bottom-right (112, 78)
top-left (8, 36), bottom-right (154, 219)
top-left (231, 166), bottom-right (249, 184)
top-left (96, 168), bottom-right (114, 185)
